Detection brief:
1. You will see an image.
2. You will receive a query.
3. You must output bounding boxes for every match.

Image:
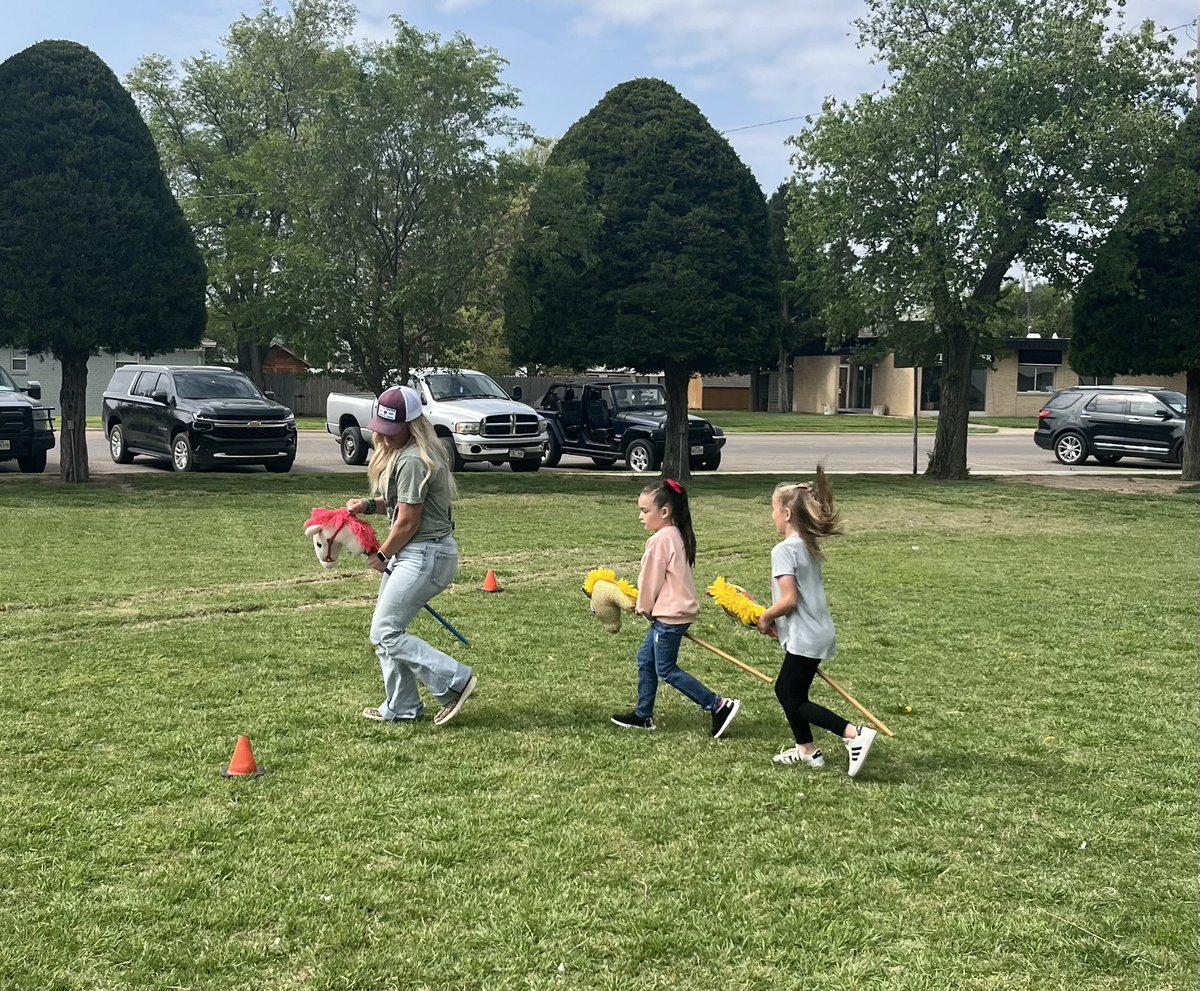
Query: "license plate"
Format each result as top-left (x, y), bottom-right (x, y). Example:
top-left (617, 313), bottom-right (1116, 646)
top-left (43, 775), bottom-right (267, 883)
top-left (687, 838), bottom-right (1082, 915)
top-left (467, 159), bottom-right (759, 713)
top-left (510, 448), bottom-right (533, 458)
top-left (0, 440), bottom-right (9, 451)
top-left (690, 445), bottom-right (703, 455)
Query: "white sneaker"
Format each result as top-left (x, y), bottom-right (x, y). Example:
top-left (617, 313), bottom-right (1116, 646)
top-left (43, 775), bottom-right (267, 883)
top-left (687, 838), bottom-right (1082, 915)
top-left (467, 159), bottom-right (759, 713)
top-left (844, 726), bottom-right (877, 778)
top-left (772, 745), bottom-right (825, 768)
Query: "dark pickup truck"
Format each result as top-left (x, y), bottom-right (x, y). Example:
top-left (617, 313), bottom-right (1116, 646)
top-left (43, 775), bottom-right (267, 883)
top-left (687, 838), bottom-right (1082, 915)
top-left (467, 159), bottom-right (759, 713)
top-left (535, 380), bottom-right (725, 473)
top-left (0, 367), bottom-right (55, 473)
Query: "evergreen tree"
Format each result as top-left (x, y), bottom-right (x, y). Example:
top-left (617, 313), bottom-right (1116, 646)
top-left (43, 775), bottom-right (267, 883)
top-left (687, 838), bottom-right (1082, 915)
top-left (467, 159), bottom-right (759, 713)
top-left (0, 41), bottom-right (206, 482)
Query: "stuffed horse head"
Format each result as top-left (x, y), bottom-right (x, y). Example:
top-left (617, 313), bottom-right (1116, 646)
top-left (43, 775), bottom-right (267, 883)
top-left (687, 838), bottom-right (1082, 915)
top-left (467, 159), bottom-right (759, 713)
top-left (304, 507), bottom-right (381, 569)
top-left (583, 568), bottom-right (639, 633)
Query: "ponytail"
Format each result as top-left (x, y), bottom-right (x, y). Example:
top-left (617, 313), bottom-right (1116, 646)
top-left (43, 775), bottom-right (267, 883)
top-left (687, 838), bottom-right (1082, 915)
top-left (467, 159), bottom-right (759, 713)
top-left (774, 464), bottom-right (842, 561)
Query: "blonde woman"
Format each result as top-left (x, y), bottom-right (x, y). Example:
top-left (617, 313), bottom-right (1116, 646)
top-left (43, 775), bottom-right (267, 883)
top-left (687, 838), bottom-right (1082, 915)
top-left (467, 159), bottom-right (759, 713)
top-left (345, 386), bottom-right (477, 726)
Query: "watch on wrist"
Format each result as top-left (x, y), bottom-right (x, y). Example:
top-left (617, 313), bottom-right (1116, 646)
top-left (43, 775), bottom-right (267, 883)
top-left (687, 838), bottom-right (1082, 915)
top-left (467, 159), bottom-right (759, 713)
top-left (376, 551), bottom-right (387, 564)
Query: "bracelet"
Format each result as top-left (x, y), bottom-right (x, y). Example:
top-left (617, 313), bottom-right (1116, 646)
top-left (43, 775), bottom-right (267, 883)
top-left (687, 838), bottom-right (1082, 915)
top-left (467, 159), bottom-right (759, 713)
top-left (363, 498), bottom-right (377, 514)
top-left (376, 551), bottom-right (388, 564)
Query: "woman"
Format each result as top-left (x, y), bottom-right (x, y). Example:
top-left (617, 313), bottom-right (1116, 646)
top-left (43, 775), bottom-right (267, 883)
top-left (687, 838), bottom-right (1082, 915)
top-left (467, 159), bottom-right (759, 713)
top-left (346, 386), bottom-right (476, 726)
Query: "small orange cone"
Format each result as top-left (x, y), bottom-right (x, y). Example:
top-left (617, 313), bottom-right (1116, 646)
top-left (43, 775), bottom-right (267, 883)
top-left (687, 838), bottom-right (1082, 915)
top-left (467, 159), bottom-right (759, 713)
top-left (221, 734), bottom-right (266, 778)
top-left (480, 569), bottom-right (502, 592)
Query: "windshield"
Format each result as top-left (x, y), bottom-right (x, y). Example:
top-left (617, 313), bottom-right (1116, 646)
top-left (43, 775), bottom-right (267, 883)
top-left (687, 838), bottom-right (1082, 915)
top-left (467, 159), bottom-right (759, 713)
top-left (1158, 391), bottom-right (1186, 416)
top-left (0, 368), bottom-right (16, 392)
top-left (424, 372), bottom-right (510, 401)
top-left (174, 371), bottom-right (266, 401)
top-left (611, 384), bottom-right (666, 410)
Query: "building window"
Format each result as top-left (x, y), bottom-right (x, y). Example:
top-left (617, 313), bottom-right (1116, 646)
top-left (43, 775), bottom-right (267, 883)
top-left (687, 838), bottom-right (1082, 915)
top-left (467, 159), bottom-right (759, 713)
top-left (1077, 374), bottom-right (1113, 386)
top-left (11, 354), bottom-right (27, 373)
top-left (1017, 365), bottom-right (1057, 393)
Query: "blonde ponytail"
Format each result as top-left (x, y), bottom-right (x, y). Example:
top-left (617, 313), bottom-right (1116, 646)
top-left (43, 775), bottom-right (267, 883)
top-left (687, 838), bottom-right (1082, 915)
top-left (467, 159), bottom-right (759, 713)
top-left (774, 464), bottom-right (842, 560)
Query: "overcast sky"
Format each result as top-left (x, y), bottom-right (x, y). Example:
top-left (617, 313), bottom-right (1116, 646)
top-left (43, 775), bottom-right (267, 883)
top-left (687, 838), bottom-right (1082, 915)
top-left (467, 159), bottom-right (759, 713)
top-left (4, 0), bottom-right (1196, 191)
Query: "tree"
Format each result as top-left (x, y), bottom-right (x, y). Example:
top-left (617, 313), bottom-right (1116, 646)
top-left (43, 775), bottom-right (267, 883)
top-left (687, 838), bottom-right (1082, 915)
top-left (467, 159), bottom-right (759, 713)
top-left (505, 78), bottom-right (778, 479)
top-left (1072, 108), bottom-right (1199, 480)
top-left (0, 41), bottom-right (206, 482)
top-left (791, 0), bottom-right (1192, 478)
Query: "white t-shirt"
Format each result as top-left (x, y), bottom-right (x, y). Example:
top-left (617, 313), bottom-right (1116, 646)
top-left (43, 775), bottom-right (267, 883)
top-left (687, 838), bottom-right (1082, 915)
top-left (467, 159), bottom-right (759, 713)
top-left (770, 535), bottom-right (836, 659)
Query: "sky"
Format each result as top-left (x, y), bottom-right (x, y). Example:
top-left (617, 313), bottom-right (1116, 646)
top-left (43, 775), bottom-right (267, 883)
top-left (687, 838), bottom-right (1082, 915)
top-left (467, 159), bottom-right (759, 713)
top-left (3, 0), bottom-right (1197, 192)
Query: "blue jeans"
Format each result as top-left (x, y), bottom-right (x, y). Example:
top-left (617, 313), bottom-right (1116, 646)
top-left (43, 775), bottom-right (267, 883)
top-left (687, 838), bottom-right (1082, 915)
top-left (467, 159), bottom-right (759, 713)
top-left (369, 537), bottom-right (472, 721)
top-left (635, 620), bottom-right (720, 718)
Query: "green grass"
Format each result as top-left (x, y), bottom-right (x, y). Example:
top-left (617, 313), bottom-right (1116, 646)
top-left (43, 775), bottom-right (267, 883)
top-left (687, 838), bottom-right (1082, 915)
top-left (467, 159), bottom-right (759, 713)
top-left (703, 410), bottom-right (997, 433)
top-left (0, 473), bottom-right (1195, 990)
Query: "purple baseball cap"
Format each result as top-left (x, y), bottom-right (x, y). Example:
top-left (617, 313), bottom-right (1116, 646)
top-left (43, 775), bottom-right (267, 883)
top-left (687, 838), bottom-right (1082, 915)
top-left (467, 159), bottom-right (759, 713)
top-left (367, 386), bottom-right (424, 436)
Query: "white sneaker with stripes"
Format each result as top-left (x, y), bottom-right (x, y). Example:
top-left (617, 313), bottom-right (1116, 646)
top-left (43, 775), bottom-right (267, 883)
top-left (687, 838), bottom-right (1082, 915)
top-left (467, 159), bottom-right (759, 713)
top-left (844, 726), bottom-right (877, 778)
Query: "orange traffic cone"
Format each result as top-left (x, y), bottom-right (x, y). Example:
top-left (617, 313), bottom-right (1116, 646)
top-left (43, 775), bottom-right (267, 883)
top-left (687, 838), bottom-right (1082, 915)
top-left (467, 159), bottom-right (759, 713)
top-left (480, 569), bottom-right (502, 592)
top-left (221, 734), bottom-right (266, 778)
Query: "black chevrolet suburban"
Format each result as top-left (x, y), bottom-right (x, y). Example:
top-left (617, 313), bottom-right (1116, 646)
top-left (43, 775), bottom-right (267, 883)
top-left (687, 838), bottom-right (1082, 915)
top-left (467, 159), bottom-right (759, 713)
top-left (101, 365), bottom-right (297, 472)
top-left (0, 367), bottom-right (55, 473)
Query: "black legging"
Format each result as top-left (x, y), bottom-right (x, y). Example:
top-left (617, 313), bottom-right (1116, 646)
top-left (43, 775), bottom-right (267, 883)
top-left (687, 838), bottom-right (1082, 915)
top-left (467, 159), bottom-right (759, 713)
top-left (775, 652), bottom-right (851, 746)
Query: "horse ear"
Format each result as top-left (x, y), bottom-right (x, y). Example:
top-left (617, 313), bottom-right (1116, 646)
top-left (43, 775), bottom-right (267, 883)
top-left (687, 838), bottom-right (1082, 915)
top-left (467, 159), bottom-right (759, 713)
top-left (305, 524), bottom-right (323, 537)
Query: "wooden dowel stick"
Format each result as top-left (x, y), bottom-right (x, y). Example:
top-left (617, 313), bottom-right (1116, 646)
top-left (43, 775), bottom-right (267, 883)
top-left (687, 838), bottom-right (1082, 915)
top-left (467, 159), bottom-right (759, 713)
top-left (683, 632), bottom-right (775, 684)
top-left (816, 670), bottom-right (895, 737)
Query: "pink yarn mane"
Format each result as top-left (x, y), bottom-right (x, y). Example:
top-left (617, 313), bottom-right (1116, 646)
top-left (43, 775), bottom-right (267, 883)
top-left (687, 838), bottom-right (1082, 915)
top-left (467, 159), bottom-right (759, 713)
top-left (303, 507), bottom-right (381, 554)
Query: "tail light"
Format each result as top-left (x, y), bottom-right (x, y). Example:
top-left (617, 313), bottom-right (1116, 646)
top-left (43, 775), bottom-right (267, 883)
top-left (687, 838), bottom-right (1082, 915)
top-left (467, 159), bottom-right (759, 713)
top-left (1038, 409), bottom-right (1051, 419)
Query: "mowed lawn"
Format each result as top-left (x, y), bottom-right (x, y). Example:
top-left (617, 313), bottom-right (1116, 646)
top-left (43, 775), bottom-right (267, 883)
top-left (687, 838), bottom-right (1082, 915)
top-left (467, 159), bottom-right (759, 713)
top-left (0, 472), bottom-right (1194, 991)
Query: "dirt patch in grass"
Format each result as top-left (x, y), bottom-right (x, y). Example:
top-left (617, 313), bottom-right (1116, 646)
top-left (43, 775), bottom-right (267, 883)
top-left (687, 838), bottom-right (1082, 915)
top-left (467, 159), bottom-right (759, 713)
top-left (1003, 475), bottom-right (1194, 496)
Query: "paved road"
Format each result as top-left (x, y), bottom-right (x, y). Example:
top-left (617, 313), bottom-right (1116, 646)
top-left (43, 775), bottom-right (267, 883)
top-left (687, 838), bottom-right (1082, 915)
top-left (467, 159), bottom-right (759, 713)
top-left (8, 427), bottom-right (1179, 478)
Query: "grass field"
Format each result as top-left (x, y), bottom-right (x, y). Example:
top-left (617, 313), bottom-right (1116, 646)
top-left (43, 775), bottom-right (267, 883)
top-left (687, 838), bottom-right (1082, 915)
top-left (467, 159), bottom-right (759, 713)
top-left (0, 472), bottom-right (1195, 990)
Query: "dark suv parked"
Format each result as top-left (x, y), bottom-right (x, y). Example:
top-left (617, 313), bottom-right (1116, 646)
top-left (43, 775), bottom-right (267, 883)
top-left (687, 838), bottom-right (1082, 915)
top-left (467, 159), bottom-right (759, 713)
top-left (1034, 385), bottom-right (1186, 466)
top-left (102, 365), bottom-right (297, 472)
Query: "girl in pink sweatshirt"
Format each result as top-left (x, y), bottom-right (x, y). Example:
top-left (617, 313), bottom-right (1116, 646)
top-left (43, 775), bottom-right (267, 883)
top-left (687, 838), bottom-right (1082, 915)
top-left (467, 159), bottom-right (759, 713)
top-left (611, 479), bottom-right (741, 738)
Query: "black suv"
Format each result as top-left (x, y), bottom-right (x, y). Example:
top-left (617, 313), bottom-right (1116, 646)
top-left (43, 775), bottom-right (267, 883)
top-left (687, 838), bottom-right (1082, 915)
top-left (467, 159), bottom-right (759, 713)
top-left (535, 380), bottom-right (726, 472)
top-left (1034, 385), bottom-right (1186, 466)
top-left (102, 365), bottom-right (297, 472)
top-left (0, 367), bottom-right (55, 473)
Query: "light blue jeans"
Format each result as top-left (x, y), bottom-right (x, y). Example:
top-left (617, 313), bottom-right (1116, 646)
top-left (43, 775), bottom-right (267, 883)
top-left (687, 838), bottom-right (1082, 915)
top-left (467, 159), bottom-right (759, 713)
top-left (635, 620), bottom-right (720, 719)
top-left (369, 537), bottom-right (472, 721)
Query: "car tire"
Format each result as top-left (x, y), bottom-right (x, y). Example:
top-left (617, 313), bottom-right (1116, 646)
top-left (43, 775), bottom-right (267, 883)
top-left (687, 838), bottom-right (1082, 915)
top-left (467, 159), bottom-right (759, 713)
top-left (510, 458), bottom-right (540, 473)
top-left (108, 423), bottom-right (135, 464)
top-left (265, 458), bottom-right (294, 473)
top-left (697, 452), bottom-right (722, 471)
top-left (591, 456), bottom-right (618, 467)
top-left (541, 433), bottom-right (562, 468)
top-left (17, 451), bottom-right (47, 473)
top-left (340, 426), bottom-right (368, 466)
top-left (439, 435), bottom-right (464, 472)
top-left (1172, 441), bottom-right (1184, 465)
top-left (1093, 453), bottom-right (1123, 466)
top-left (625, 438), bottom-right (659, 474)
top-left (171, 433), bottom-right (196, 472)
top-left (1053, 431), bottom-right (1088, 466)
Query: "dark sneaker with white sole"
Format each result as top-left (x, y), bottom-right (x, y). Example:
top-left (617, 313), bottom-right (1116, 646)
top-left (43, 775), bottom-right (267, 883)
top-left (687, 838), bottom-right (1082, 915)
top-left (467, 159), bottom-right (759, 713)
top-left (611, 711), bottom-right (656, 731)
top-left (711, 698), bottom-right (741, 739)
top-left (434, 675), bottom-right (477, 726)
top-left (844, 725), bottom-right (877, 778)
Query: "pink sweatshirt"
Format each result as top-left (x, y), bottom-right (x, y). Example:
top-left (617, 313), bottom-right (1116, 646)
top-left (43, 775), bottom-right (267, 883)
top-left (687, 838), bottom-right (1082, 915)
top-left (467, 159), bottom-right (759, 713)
top-left (636, 525), bottom-right (700, 624)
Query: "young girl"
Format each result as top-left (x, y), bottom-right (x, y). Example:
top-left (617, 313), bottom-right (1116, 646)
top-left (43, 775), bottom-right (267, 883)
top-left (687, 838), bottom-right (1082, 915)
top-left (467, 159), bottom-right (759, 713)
top-left (611, 479), bottom-right (741, 738)
top-left (345, 386), bottom-right (476, 727)
top-left (755, 468), bottom-right (877, 777)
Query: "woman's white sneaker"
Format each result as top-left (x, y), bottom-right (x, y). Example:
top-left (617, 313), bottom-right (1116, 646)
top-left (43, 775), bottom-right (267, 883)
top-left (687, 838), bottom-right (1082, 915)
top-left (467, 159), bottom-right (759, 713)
top-left (844, 726), bottom-right (877, 778)
top-left (772, 745), bottom-right (825, 768)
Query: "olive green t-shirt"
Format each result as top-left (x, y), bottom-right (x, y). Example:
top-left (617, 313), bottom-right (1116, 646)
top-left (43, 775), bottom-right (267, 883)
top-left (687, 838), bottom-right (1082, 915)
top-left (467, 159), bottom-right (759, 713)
top-left (385, 447), bottom-right (454, 543)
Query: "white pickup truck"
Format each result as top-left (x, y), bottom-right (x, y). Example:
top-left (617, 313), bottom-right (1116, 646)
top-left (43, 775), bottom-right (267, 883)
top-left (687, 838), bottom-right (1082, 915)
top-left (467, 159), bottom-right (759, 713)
top-left (326, 368), bottom-right (549, 472)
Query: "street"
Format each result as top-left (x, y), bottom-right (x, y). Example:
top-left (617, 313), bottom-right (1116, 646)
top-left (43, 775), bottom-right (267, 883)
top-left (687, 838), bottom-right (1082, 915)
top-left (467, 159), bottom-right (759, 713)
top-left (8, 426), bottom-right (1181, 477)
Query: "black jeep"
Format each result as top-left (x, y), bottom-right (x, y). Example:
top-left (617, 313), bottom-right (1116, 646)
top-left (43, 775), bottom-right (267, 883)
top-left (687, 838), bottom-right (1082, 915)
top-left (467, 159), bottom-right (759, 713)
top-left (535, 380), bottom-right (725, 473)
top-left (0, 367), bottom-right (55, 473)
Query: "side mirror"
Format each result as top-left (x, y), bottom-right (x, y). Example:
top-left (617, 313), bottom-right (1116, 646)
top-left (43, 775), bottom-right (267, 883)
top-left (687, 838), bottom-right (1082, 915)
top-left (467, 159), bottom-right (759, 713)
top-left (264, 390), bottom-right (276, 401)
top-left (1157, 408), bottom-right (1172, 419)
top-left (23, 380), bottom-right (42, 401)
top-left (421, 394), bottom-right (428, 405)
top-left (152, 389), bottom-right (170, 405)
top-left (511, 385), bottom-right (523, 401)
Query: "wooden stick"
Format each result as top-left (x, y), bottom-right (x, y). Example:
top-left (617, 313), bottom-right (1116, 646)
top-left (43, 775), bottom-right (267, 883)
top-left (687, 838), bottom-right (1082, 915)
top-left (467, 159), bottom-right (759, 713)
top-left (816, 670), bottom-right (895, 737)
top-left (683, 632), bottom-right (775, 684)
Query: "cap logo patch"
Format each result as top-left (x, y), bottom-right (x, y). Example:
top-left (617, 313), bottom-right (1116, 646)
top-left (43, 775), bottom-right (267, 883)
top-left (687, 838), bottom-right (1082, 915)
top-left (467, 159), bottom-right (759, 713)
top-left (376, 404), bottom-right (398, 421)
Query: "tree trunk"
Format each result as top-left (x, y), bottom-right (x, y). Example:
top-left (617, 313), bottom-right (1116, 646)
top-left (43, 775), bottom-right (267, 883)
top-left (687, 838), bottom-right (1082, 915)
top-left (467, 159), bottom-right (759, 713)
top-left (924, 323), bottom-right (972, 480)
top-left (237, 340), bottom-right (265, 388)
top-left (1183, 367), bottom-right (1199, 482)
top-left (662, 367), bottom-right (691, 482)
top-left (776, 341), bottom-right (791, 412)
top-left (58, 350), bottom-right (90, 484)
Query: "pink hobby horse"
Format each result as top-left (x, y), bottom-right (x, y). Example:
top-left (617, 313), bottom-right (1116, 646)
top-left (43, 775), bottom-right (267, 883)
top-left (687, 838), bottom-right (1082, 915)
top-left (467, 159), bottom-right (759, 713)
top-left (302, 507), bottom-right (470, 647)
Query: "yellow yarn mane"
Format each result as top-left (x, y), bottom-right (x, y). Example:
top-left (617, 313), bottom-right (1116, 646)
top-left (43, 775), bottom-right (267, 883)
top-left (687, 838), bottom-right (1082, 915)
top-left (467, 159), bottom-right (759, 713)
top-left (705, 575), bottom-right (765, 627)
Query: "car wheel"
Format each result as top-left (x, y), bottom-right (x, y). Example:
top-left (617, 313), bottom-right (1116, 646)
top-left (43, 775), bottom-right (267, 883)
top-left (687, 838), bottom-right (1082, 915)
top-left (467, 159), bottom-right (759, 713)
top-left (265, 458), bottom-right (294, 473)
top-left (1093, 453), bottom-right (1123, 466)
top-left (439, 435), bottom-right (464, 472)
top-left (108, 423), bottom-right (135, 464)
top-left (340, 426), bottom-right (368, 466)
top-left (171, 433), bottom-right (196, 472)
top-left (698, 452), bottom-right (722, 471)
top-left (510, 457), bottom-right (540, 473)
top-left (541, 434), bottom-right (562, 468)
top-left (625, 438), bottom-right (659, 474)
top-left (17, 451), bottom-right (47, 473)
top-left (1053, 431), bottom-right (1087, 466)
top-left (591, 456), bottom-right (618, 467)
top-left (1172, 441), bottom-right (1184, 465)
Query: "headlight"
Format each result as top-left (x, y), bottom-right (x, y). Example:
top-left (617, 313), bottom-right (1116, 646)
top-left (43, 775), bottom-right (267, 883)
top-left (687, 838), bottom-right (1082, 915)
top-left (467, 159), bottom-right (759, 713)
top-left (192, 416), bottom-right (214, 432)
top-left (536, 417), bottom-right (547, 432)
top-left (284, 412), bottom-right (295, 423)
top-left (712, 425), bottom-right (724, 437)
top-left (31, 408), bottom-right (51, 422)
top-left (454, 421), bottom-right (481, 435)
